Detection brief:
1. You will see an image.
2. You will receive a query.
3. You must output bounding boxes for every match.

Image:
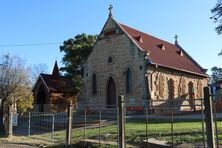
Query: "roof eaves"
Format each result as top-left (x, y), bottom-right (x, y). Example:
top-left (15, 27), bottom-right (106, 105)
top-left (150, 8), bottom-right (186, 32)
top-left (40, 74), bottom-right (51, 93)
top-left (150, 63), bottom-right (209, 78)
top-left (32, 76), bottom-right (41, 92)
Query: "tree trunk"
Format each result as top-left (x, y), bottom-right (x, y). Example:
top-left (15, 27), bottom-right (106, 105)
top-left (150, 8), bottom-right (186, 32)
top-left (0, 104), bottom-right (6, 136)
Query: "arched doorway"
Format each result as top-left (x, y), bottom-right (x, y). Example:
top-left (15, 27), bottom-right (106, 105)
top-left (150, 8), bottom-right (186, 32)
top-left (107, 77), bottom-right (116, 106)
top-left (36, 85), bottom-right (46, 112)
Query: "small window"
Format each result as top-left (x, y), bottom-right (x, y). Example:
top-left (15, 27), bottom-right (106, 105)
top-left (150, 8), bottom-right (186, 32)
top-left (126, 68), bottom-right (132, 93)
top-left (108, 57), bottom-right (113, 63)
top-left (92, 73), bottom-right (97, 95)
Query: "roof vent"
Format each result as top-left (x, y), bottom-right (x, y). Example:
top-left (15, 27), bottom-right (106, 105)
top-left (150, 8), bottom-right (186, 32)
top-left (134, 36), bottom-right (143, 43)
top-left (158, 44), bottom-right (165, 50)
top-left (202, 69), bottom-right (208, 73)
top-left (179, 50), bottom-right (183, 56)
top-left (104, 30), bottom-right (116, 36)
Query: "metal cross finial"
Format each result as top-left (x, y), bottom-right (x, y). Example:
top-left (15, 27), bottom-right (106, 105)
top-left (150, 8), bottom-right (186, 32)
top-left (174, 34), bottom-right (178, 45)
top-left (108, 4), bottom-right (113, 16)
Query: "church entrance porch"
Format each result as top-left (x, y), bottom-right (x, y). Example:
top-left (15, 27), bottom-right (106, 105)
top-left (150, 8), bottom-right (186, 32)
top-left (36, 85), bottom-right (47, 112)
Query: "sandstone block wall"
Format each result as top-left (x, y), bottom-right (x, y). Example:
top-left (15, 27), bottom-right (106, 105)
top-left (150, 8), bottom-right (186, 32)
top-left (147, 65), bottom-right (208, 113)
top-left (79, 19), bottom-right (145, 108)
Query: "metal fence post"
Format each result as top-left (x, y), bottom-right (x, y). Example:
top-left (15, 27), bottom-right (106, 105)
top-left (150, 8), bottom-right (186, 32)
top-left (28, 112), bottom-right (31, 136)
top-left (99, 108), bottom-right (101, 147)
top-left (118, 95), bottom-right (126, 148)
top-left (66, 101), bottom-right (72, 146)
top-left (201, 99), bottom-right (206, 148)
top-left (145, 103), bottom-right (148, 148)
top-left (204, 86), bottom-right (215, 148)
top-left (171, 100), bottom-right (174, 148)
top-left (51, 114), bottom-right (54, 142)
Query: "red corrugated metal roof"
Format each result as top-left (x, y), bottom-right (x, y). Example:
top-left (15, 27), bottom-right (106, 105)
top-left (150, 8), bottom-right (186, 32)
top-left (120, 23), bottom-right (207, 76)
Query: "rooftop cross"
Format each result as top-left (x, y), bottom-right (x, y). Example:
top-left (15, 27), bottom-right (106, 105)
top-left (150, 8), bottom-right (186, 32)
top-left (108, 4), bottom-right (113, 16)
top-left (174, 34), bottom-right (178, 45)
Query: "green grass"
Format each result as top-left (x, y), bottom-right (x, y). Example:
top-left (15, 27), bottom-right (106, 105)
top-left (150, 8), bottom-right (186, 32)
top-left (26, 119), bottom-right (222, 147)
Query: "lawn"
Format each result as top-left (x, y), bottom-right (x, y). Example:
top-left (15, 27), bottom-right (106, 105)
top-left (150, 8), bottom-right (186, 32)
top-left (7, 118), bottom-right (222, 147)
top-left (30, 118), bottom-right (220, 147)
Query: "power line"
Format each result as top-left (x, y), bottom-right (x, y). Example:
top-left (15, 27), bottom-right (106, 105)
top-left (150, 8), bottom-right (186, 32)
top-left (0, 42), bottom-right (63, 47)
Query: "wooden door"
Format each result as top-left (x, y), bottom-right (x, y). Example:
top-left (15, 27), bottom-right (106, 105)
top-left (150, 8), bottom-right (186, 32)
top-left (107, 77), bottom-right (116, 106)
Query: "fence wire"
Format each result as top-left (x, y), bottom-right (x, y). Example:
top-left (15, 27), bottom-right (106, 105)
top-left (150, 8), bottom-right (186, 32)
top-left (71, 105), bottom-right (118, 147)
top-left (125, 99), bottom-right (206, 147)
top-left (12, 98), bottom-right (212, 147)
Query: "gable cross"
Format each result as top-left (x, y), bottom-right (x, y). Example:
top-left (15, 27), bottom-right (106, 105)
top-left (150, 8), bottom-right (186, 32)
top-left (109, 4), bottom-right (113, 16)
top-left (174, 34), bottom-right (178, 45)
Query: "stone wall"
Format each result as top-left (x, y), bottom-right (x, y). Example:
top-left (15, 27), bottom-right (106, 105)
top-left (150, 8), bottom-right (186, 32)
top-left (79, 18), bottom-right (145, 107)
top-left (147, 65), bottom-right (208, 113)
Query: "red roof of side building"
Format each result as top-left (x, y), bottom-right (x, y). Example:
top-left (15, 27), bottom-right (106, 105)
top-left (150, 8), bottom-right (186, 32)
top-left (119, 23), bottom-right (207, 77)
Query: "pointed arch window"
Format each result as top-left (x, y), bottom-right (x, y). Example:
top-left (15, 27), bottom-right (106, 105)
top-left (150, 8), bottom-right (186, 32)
top-left (181, 78), bottom-right (187, 95)
top-left (188, 82), bottom-right (194, 99)
top-left (188, 81), bottom-right (196, 111)
top-left (126, 68), bottom-right (132, 93)
top-left (168, 79), bottom-right (175, 100)
top-left (159, 73), bottom-right (164, 98)
top-left (198, 82), bottom-right (203, 98)
top-left (92, 73), bottom-right (97, 95)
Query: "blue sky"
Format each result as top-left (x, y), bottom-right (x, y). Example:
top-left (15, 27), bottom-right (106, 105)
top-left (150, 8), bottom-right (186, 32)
top-left (0, 1), bottom-right (221, 75)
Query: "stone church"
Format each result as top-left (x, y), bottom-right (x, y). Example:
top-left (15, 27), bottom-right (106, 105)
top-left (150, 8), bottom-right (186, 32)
top-left (79, 8), bottom-right (208, 112)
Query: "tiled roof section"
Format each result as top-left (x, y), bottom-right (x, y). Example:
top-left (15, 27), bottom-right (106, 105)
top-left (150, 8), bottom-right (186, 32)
top-left (120, 23), bottom-right (207, 76)
top-left (40, 74), bottom-right (75, 93)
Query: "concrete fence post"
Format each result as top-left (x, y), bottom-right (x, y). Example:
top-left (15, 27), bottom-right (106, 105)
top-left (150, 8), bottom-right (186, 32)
top-left (66, 101), bottom-right (73, 146)
top-left (118, 95), bottom-right (126, 148)
top-left (204, 86), bottom-right (215, 148)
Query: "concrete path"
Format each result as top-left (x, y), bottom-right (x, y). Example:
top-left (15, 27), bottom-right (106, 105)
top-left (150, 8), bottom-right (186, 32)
top-left (0, 143), bottom-right (37, 148)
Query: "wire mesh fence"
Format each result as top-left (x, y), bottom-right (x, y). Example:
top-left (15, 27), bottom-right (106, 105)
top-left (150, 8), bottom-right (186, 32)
top-left (71, 105), bottom-right (118, 147)
top-left (12, 97), bottom-right (219, 147)
top-left (125, 98), bottom-right (206, 147)
top-left (13, 111), bottom-right (67, 142)
top-left (213, 99), bottom-right (222, 147)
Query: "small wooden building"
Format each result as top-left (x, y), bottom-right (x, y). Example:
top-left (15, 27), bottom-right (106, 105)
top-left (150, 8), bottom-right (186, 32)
top-left (33, 61), bottom-right (76, 112)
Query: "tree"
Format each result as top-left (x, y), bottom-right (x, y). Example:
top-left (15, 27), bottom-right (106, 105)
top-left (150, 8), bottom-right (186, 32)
top-left (31, 63), bottom-right (48, 84)
top-left (219, 50), bottom-right (222, 56)
top-left (211, 66), bottom-right (222, 83)
top-left (0, 54), bottom-right (33, 135)
top-left (60, 33), bottom-right (97, 93)
top-left (211, 0), bottom-right (222, 35)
